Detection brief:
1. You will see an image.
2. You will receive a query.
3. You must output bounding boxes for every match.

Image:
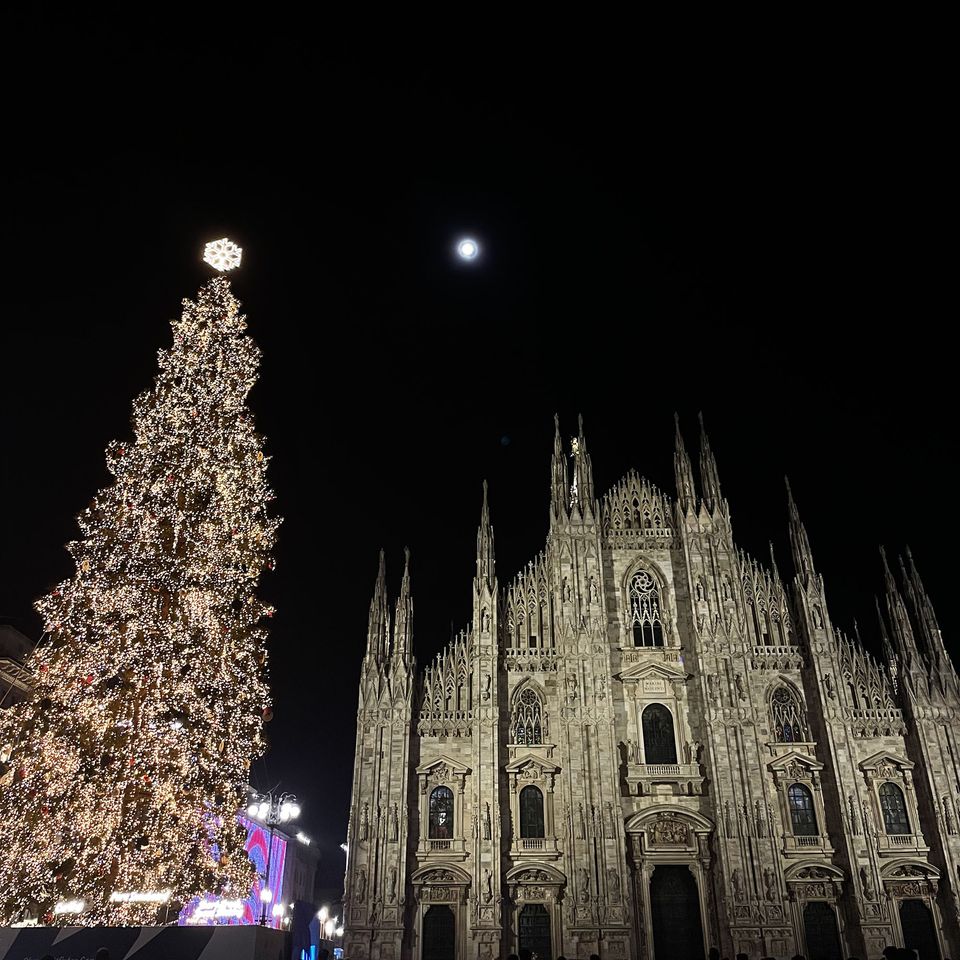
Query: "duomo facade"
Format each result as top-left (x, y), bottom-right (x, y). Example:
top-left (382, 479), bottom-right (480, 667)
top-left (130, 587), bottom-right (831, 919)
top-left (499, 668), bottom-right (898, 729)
top-left (343, 416), bottom-right (959, 960)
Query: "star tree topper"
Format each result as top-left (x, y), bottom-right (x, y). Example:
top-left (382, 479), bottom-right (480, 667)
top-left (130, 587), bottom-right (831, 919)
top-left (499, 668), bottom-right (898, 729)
top-left (203, 237), bottom-right (243, 272)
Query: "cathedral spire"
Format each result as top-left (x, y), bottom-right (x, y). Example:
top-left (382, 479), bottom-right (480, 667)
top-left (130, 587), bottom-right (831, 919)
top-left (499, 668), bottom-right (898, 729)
top-left (786, 477), bottom-right (818, 583)
top-left (697, 412), bottom-right (724, 513)
top-left (876, 595), bottom-right (900, 693)
top-left (768, 541), bottom-right (781, 584)
top-left (367, 549), bottom-right (390, 663)
top-left (880, 546), bottom-right (921, 671)
top-left (903, 546), bottom-right (955, 689)
top-left (393, 547), bottom-right (413, 660)
top-left (549, 413), bottom-right (569, 525)
top-left (569, 413), bottom-right (596, 519)
top-left (673, 413), bottom-right (697, 512)
top-left (476, 480), bottom-right (496, 591)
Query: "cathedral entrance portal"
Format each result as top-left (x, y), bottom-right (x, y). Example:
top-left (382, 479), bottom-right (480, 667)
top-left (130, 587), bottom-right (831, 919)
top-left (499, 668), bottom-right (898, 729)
top-left (649, 865), bottom-right (704, 960)
top-left (802, 901), bottom-right (843, 960)
top-left (899, 898), bottom-right (940, 960)
top-left (422, 904), bottom-right (456, 960)
top-left (519, 903), bottom-right (552, 959)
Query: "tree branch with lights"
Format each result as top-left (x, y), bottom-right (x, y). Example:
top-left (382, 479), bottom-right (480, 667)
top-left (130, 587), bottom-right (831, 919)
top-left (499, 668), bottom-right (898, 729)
top-left (0, 249), bottom-right (280, 925)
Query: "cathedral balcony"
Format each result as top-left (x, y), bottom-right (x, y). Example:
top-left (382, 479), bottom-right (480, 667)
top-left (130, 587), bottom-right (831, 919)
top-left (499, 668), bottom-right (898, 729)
top-left (850, 707), bottom-right (907, 738)
top-left (509, 836), bottom-right (561, 859)
top-left (876, 833), bottom-right (929, 857)
top-left (781, 833), bottom-right (834, 857)
top-left (503, 647), bottom-right (561, 672)
top-left (750, 645), bottom-right (804, 671)
top-left (417, 837), bottom-right (468, 859)
top-left (625, 762), bottom-right (704, 797)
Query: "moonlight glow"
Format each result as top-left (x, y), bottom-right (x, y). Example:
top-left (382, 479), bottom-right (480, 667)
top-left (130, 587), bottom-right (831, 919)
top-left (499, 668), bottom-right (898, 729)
top-left (203, 238), bottom-right (243, 272)
top-left (457, 238), bottom-right (479, 260)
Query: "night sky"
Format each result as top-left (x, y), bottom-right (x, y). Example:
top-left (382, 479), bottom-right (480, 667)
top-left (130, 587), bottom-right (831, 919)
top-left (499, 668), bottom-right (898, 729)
top-left (2, 22), bottom-right (954, 887)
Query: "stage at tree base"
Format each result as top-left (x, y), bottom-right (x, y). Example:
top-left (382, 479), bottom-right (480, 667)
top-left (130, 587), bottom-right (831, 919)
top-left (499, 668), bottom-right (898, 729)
top-left (0, 924), bottom-right (288, 960)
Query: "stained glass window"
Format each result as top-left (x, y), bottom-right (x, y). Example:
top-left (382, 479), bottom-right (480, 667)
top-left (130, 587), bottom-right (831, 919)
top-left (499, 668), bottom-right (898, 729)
top-left (630, 570), bottom-right (664, 646)
top-left (879, 782), bottom-right (911, 835)
top-left (771, 685), bottom-right (808, 743)
top-left (788, 784), bottom-right (818, 836)
top-left (513, 688), bottom-right (544, 745)
top-left (429, 786), bottom-right (453, 839)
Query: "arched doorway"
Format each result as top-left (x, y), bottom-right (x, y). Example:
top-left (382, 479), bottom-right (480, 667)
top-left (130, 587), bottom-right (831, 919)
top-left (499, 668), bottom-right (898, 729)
top-left (899, 899), bottom-right (940, 960)
top-left (650, 865), bottom-right (704, 960)
top-left (802, 901), bottom-right (843, 960)
top-left (422, 904), bottom-right (455, 960)
top-left (519, 903), bottom-right (552, 959)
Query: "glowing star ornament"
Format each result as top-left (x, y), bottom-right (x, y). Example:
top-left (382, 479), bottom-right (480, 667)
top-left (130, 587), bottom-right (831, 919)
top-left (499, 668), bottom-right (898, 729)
top-left (457, 237), bottom-right (480, 261)
top-left (203, 238), bottom-right (243, 272)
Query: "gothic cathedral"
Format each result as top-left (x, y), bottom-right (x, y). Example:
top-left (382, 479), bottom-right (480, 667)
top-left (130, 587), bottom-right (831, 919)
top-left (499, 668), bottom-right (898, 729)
top-left (343, 416), bottom-right (960, 960)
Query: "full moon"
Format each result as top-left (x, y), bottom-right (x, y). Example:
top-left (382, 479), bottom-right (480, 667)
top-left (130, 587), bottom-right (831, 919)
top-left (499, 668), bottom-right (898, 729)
top-left (457, 238), bottom-right (479, 260)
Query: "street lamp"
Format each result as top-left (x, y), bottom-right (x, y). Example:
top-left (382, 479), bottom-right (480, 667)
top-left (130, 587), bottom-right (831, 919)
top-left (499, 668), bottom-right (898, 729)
top-left (246, 789), bottom-right (301, 925)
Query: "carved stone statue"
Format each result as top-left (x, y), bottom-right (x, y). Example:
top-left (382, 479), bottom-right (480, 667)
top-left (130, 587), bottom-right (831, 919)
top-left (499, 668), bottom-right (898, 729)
top-left (813, 605), bottom-right (824, 628)
top-left (578, 867), bottom-right (590, 902)
top-left (388, 865), bottom-right (397, 902)
top-left (576, 803), bottom-right (586, 840)
top-left (482, 673), bottom-right (491, 701)
top-left (824, 673), bottom-right (836, 699)
top-left (605, 801), bottom-right (616, 838)
top-left (626, 739), bottom-right (637, 763)
top-left (860, 866), bottom-right (876, 900)
top-left (651, 816), bottom-right (688, 845)
top-left (735, 673), bottom-right (746, 701)
top-left (567, 673), bottom-right (579, 701)
top-left (695, 577), bottom-right (705, 601)
top-left (390, 803), bottom-right (399, 841)
top-left (483, 802), bottom-right (491, 840)
top-left (755, 799), bottom-right (766, 838)
top-left (481, 608), bottom-right (490, 633)
top-left (608, 868), bottom-right (621, 903)
top-left (731, 868), bottom-right (744, 901)
top-left (944, 797), bottom-right (958, 835)
top-left (588, 575), bottom-right (599, 604)
top-left (763, 867), bottom-right (777, 901)
top-left (562, 577), bottom-right (571, 602)
top-left (707, 674), bottom-right (718, 700)
top-left (357, 866), bottom-right (367, 903)
top-left (685, 740), bottom-right (701, 764)
top-left (360, 802), bottom-right (369, 841)
top-left (848, 794), bottom-right (861, 835)
top-left (483, 868), bottom-right (493, 903)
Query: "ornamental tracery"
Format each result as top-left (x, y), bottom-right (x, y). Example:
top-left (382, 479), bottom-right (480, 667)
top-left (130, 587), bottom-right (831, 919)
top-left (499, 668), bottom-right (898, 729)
top-left (770, 684), bottom-right (809, 743)
top-left (629, 570), bottom-right (664, 647)
top-left (512, 685), bottom-right (546, 745)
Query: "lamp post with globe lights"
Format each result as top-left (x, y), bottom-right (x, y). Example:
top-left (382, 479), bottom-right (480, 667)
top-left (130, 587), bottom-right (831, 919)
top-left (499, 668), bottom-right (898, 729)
top-left (318, 905), bottom-right (344, 950)
top-left (245, 790), bottom-right (301, 925)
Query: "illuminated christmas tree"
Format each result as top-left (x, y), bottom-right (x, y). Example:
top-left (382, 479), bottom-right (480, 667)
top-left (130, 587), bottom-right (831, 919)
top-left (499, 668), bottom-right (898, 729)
top-left (0, 260), bottom-right (279, 925)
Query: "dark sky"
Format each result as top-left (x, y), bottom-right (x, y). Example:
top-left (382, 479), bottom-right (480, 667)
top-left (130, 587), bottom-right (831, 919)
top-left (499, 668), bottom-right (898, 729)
top-left (1, 20), bottom-right (955, 885)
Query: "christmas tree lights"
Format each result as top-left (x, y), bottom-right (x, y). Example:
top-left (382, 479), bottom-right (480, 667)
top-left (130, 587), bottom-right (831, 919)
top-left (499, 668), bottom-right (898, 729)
top-left (0, 276), bottom-right (279, 925)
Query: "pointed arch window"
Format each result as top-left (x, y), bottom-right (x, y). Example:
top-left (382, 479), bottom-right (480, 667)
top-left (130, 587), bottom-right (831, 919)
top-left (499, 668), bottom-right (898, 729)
top-left (429, 786), bottom-right (454, 839)
top-left (512, 688), bottom-right (544, 745)
top-left (879, 782), bottom-right (911, 835)
top-left (771, 685), bottom-right (808, 743)
top-left (788, 784), bottom-right (818, 836)
top-left (519, 785), bottom-right (545, 838)
top-left (641, 703), bottom-right (677, 764)
top-left (630, 570), bottom-right (664, 647)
